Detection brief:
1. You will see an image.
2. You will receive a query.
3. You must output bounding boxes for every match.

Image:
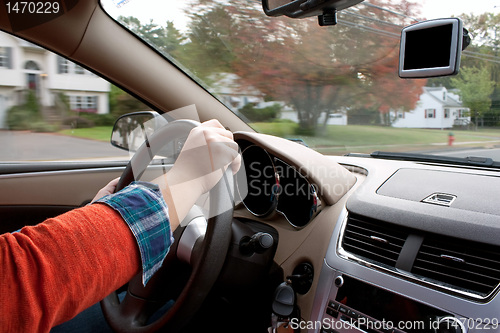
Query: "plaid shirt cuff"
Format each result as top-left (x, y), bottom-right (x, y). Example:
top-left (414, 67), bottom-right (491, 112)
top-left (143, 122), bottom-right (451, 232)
top-left (95, 181), bottom-right (173, 285)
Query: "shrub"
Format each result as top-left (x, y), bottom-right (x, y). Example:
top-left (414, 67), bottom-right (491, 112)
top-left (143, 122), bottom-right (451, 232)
top-left (25, 90), bottom-right (40, 115)
top-left (80, 112), bottom-right (115, 126)
top-left (294, 125), bottom-right (316, 136)
top-left (62, 116), bottom-right (95, 129)
top-left (6, 91), bottom-right (42, 130)
top-left (7, 106), bottom-right (32, 130)
top-left (239, 103), bottom-right (281, 122)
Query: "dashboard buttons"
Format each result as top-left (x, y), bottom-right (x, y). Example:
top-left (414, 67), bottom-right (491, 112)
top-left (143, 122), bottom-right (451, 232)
top-left (326, 299), bottom-right (339, 318)
top-left (334, 276), bottom-right (344, 287)
top-left (348, 309), bottom-right (360, 320)
top-left (436, 317), bottom-right (465, 333)
top-left (328, 300), bottom-right (339, 310)
top-left (326, 307), bottom-right (338, 318)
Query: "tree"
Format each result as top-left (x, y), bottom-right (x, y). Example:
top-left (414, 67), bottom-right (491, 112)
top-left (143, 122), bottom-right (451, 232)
top-left (181, 5), bottom-right (237, 79)
top-left (111, 17), bottom-right (185, 117)
top-left (356, 44), bottom-right (426, 126)
top-left (109, 84), bottom-right (152, 118)
top-left (120, 1), bottom-right (427, 134)
top-left (118, 16), bottom-right (185, 57)
top-left (431, 13), bottom-right (500, 126)
top-left (461, 13), bottom-right (500, 126)
top-left (451, 66), bottom-right (495, 129)
top-left (228, 0), bottom-right (425, 132)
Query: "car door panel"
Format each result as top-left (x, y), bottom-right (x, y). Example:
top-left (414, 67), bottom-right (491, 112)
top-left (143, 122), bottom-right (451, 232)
top-left (0, 165), bottom-right (124, 233)
top-left (0, 163), bottom-right (172, 233)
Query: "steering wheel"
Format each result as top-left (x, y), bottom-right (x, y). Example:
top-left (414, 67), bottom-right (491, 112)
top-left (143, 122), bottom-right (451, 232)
top-left (101, 119), bottom-right (235, 332)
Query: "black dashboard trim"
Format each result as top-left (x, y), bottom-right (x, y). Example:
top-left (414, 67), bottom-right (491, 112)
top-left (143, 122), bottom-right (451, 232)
top-left (395, 233), bottom-right (423, 272)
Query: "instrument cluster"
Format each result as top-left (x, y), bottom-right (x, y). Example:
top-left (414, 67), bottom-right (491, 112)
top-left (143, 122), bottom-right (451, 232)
top-left (236, 144), bottom-right (320, 228)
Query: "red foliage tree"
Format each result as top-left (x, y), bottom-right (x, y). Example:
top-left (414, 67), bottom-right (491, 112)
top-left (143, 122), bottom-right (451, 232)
top-left (186, 0), bottom-right (427, 131)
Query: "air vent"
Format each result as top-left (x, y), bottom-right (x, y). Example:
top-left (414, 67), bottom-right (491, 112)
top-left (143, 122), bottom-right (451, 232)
top-left (341, 214), bottom-right (409, 267)
top-left (422, 193), bottom-right (456, 207)
top-left (413, 234), bottom-right (500, 297)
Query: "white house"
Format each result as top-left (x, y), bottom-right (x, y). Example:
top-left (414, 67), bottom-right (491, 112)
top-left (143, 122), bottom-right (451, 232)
top-left (209, 72), bottom-right (349, 125)
top-left (392, 86), bottom-right (470, 129)
top-left (280, 109), bottom-right (348, 125)
top-left (209, 73), bottom-right (264, 111)
top-left (320, 111), bottom-right (348, 126)
top-left (0, 31), bottom-right (110, 129)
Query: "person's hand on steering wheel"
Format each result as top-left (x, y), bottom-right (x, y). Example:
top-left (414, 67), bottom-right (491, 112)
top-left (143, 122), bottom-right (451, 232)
top-left (154, 119), bottom-right (241, 230)
top-left (93, 119), bottom-right (240, 230)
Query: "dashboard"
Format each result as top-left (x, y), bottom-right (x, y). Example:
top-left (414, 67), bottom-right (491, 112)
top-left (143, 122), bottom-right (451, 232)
top-left (316, 156), bottom-right (500, 333)
top-left (233, 132), bottom-right (500, 333)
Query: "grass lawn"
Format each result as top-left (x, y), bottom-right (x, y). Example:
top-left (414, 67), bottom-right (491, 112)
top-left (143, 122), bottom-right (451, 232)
top-left (251, 122), bottom-right (500, 154)
top-left (59, 126), bottom-right (113, 142)
top-left (57, 123), bottom-right (500, 155)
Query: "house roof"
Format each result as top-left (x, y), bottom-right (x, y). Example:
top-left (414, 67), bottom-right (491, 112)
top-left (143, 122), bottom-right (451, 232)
top-left (423, 87), bottom-right (463, 108)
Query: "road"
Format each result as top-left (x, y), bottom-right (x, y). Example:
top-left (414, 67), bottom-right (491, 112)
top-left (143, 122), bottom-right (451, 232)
top-left (2, 130), bottom-right (500, 163)
top-left (0, 131), bottom-right (130, 161)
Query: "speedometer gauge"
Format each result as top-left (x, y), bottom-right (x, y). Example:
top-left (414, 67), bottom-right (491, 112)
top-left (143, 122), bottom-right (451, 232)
top-left (239, 145), bottom-right (279, 217)
top-left (274, 158), bottom-right (320, 228)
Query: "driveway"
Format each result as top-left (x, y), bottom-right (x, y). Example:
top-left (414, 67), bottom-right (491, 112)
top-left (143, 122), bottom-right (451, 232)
top-left (0, 131), bottom-right (130, 162)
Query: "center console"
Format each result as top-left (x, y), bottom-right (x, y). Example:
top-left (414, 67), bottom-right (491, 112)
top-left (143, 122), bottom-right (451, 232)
top-left (309, 208), bottom-right (500, 333)
top-left (319, 273), bottom-right (464, 333)
top-left (308, 162), bottom-right (500, 333)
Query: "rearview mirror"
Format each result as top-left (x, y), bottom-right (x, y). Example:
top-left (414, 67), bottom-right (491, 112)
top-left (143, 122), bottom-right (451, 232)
top-left (111, 111), bottom-right (167, 152)
top-left (263, 0), bottom-right (363, 25)
top-left (399, 18), bottom-right (470, 78)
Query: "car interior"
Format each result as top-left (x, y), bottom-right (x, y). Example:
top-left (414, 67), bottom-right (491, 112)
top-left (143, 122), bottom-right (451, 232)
top-left (1, 0), bottom-right (499, 332)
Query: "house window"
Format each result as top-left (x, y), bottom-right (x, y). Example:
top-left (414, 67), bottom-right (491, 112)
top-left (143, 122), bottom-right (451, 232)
top-left (57, 56), bottom-right (69, 74)
top-left (444, 109), bottom-right (450, 118)
top-left (457, 109), bottom-right (468, 118)
top-left (70, 95), bottom-right (98, 112)
top-left (0, 47), bottom-right (12, 69)
top-left (86, 96), bottom-right (97, 111)
top-left (76, 96), bottom-right (83, 110)
top-left (74, 64), bottom-right (85, 74)
top-left (425, 109), bottom-right (436, 118)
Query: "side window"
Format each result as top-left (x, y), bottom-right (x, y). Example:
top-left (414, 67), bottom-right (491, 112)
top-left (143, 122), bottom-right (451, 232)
top-left (57, 56), bottom-right (69, 74)
top-left (0, 47), bottom-right (12, 69)
top-left (425, 109), bottom-right (436, 119)
top-left (0, 32), bottom-right (151, 162)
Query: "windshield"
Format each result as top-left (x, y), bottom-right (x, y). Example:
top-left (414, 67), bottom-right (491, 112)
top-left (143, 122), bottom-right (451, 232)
top-left (102, 0), bottom-right (500, 162)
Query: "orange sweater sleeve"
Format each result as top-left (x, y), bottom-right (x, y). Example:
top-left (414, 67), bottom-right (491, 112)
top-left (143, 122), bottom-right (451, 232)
top-left (0, 204), bottom-right (141, 333)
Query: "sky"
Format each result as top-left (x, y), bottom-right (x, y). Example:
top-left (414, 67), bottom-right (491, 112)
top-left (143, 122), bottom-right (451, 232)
top-left (417, 0), bottom-right (500, 19)
top-left (101, 0), bottom-right (500, 30)
top-left (102, 0), bottom-right (189, 29)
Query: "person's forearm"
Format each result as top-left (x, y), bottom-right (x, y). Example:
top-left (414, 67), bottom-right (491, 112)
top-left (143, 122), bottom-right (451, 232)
top-left (0, 204), bottom-right (141, 332)
top-left (153, 173), bottom-right (180, 230)
top-left (150, 172), bottom-right (197, 230)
